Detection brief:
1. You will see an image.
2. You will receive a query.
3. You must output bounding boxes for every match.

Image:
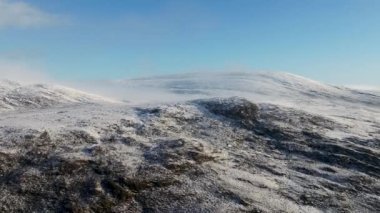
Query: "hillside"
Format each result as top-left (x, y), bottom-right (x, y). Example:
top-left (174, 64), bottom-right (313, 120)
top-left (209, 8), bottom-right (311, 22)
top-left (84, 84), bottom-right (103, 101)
top-left (0, 73), bottom-right (379, 212)
top-left (0, 80), bottom-right (113, 112)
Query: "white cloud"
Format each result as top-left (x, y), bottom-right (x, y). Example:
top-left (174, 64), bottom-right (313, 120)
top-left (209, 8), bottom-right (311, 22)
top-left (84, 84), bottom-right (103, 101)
top-left (0, 0), bottom-right (60, 29)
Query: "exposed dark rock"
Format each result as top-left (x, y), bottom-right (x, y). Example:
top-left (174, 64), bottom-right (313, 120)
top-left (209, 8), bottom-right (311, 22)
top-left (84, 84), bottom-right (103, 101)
top-left (197, 97), bottom-right (259, 128)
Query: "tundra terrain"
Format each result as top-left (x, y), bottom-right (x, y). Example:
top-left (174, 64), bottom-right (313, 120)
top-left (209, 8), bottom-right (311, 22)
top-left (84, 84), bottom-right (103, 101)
top-left (0, 72), bottom-right (379, 212)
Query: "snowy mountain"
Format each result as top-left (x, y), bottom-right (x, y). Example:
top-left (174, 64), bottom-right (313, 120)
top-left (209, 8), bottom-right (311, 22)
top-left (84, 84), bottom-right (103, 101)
top-left (0, 72), bottom-right (379, 212)
top-left (0, 80), bottom-right (114, 112)
top-left (98, 72), bottom-right (380, 138)
top-left (115, 72), bottom-right (380, 106)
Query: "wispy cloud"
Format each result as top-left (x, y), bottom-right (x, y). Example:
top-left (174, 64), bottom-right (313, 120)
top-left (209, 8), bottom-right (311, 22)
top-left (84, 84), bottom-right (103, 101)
top-left (0, 0), bottom-right (62, 29)
top-left (0, 59), bottom-right (52, 83)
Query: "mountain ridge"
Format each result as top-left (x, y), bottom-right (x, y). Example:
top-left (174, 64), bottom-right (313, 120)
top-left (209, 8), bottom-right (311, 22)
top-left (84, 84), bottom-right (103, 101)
top-left (0, 79), bottom-right (115, 112)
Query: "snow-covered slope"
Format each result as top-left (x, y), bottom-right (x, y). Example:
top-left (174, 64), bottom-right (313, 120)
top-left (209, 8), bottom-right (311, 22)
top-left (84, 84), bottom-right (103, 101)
top-left (113, 72), bottom-right (377, 103)
top-left (0, 72), bottom-right (379, 212)
top-left (0, 97), bottom-right (379, 212)
top-left (93, 72), bottom-right (379, 139)
top-left (0, 80), bottom-right (114, 112)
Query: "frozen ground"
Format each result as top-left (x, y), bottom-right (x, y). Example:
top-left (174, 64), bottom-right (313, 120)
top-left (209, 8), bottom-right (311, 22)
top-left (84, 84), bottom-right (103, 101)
top-left (87, 72), bottom-right (380, 139)
top-left (0, 72), bottom-right (379, 212)
top-left (0, 79), bottom-right (114, 112)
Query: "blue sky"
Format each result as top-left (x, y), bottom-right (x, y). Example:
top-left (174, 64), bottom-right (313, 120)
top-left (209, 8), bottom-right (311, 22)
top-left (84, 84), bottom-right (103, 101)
top-left (0, 0), bottom-right (379, 86)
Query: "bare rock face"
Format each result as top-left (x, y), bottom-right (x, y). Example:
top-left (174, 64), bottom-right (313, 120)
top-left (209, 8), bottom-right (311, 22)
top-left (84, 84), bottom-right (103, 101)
top-left (0, 97), bottom-right (379, 212)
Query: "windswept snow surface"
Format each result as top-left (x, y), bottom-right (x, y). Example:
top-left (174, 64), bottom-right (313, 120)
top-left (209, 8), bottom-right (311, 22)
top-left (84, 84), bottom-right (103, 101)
top-left (0, 80), bottom-right (115, 112)
top-left (113, 72), bottom-right (380, 107)
top-left (0, 72), bottom-right (379, 212)
top-left (95, 72), bottom-right (380, 139)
